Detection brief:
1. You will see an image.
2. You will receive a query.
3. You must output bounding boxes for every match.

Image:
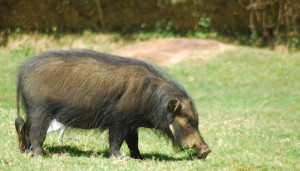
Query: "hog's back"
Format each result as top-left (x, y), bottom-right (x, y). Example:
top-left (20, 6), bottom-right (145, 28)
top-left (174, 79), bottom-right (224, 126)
top-left (18, 51), bottom-right (158, 128)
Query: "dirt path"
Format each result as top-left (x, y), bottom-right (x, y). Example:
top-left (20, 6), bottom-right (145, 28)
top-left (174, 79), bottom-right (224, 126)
top-left (2, 35), bottom-right (235, 65)
top-left (113, 38), bottom-right (235, 65)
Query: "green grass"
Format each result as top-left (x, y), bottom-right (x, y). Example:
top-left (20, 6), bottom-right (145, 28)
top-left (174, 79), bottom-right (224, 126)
top-left (0, 42), bottom-right (299, 170)
top-left (166, 49), bottom-right (300, 170)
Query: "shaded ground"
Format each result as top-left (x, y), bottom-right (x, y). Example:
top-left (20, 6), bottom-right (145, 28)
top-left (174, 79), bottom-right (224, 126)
top-left (113, 38), bottom-right (235, 65)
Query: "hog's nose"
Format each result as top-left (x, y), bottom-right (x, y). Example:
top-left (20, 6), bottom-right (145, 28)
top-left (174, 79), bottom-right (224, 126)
top-left (196, 146), bottom-right (211, 159)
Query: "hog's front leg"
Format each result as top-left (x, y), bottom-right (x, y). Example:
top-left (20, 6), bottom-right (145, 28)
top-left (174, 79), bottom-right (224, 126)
top-left (108, 126), bottom-right (128, 159)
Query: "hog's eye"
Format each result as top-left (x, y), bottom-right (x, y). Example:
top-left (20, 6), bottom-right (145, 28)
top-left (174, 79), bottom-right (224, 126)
top-left (186, 116), bottom-right (197, 127)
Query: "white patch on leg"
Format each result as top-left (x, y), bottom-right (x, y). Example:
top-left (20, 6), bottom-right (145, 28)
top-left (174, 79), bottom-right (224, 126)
top-left (47, 119), bottom-right (65, 133)
top-left (47, 119), bottom-right (66, 144)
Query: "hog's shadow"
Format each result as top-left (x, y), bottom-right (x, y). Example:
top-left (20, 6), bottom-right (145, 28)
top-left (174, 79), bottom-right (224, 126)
top-left (45, 145), bottom-right (194, 161)
top-left (141, 153), bottom-right (194, 161)
top-left (46, 145), bottom-right (110, 158)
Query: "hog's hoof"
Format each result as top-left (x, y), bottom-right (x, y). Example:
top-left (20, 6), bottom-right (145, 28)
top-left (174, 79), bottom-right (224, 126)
top-left (109, 153), bottom-right (125, 160)
top-left (33, 148), bottom-right (45, 157)
top-left (131, 154), bottom-right (143, 160)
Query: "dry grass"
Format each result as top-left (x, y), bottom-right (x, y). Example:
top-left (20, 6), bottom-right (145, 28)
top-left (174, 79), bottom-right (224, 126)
top-left (3, 33), bottom-right (126, 54)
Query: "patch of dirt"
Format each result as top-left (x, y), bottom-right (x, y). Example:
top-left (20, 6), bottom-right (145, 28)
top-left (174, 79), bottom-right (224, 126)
top-left (2, 34), bottom-right (236, 65)
top-left (113, 38), bottom-right (235, 65)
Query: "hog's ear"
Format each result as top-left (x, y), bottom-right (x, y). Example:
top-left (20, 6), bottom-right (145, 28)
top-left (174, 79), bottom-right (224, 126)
top-left (168, 99), bottom-right (183, 114)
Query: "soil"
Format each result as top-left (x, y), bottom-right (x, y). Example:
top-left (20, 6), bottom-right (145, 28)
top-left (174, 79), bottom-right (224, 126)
top-left (113, 38), bottom-right (235, 66)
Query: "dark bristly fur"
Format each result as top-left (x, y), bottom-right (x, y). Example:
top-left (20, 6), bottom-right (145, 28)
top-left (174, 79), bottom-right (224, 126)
top-left (15, 50), bottom-right (210, 159)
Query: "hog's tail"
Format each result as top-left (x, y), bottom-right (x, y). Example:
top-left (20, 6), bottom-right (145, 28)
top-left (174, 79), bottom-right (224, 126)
top-left (16, 77), bottom-right (25, 120)
top-left (15, 77), bottom-right (25, 149)
top-left (16, 78), bottom-right (21, 118)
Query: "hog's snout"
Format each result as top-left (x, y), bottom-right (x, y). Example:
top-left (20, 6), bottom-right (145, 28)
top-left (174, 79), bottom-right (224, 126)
top-left (196, 145), bottom-right (211, 159)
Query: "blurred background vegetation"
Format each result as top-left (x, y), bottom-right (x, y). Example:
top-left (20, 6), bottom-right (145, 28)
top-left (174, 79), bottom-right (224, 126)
top-left (0, 0), bottom-right (299, 49)
top-left (0, 1), bottom-right (299, 169)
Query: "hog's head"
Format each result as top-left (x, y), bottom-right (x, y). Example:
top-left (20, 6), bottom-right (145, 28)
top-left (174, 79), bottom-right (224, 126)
top-left (166, 98), bottom-right (210, 159)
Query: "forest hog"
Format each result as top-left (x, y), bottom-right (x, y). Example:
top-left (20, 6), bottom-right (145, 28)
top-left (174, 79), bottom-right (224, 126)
top-left (15, 50), bottom-right (210, 159)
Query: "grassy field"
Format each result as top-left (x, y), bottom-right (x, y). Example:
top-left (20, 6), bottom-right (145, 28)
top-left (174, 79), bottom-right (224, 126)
top-left (0, 35), bottom-right (299, 170)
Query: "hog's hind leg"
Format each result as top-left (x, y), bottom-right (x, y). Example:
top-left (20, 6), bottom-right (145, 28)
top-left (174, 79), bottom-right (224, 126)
top-left (28, 107), bottom-right (51, 156)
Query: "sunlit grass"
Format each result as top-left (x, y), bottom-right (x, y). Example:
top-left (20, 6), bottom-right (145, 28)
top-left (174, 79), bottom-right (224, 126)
top-left (0, 39), bottom-right (299, 170)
